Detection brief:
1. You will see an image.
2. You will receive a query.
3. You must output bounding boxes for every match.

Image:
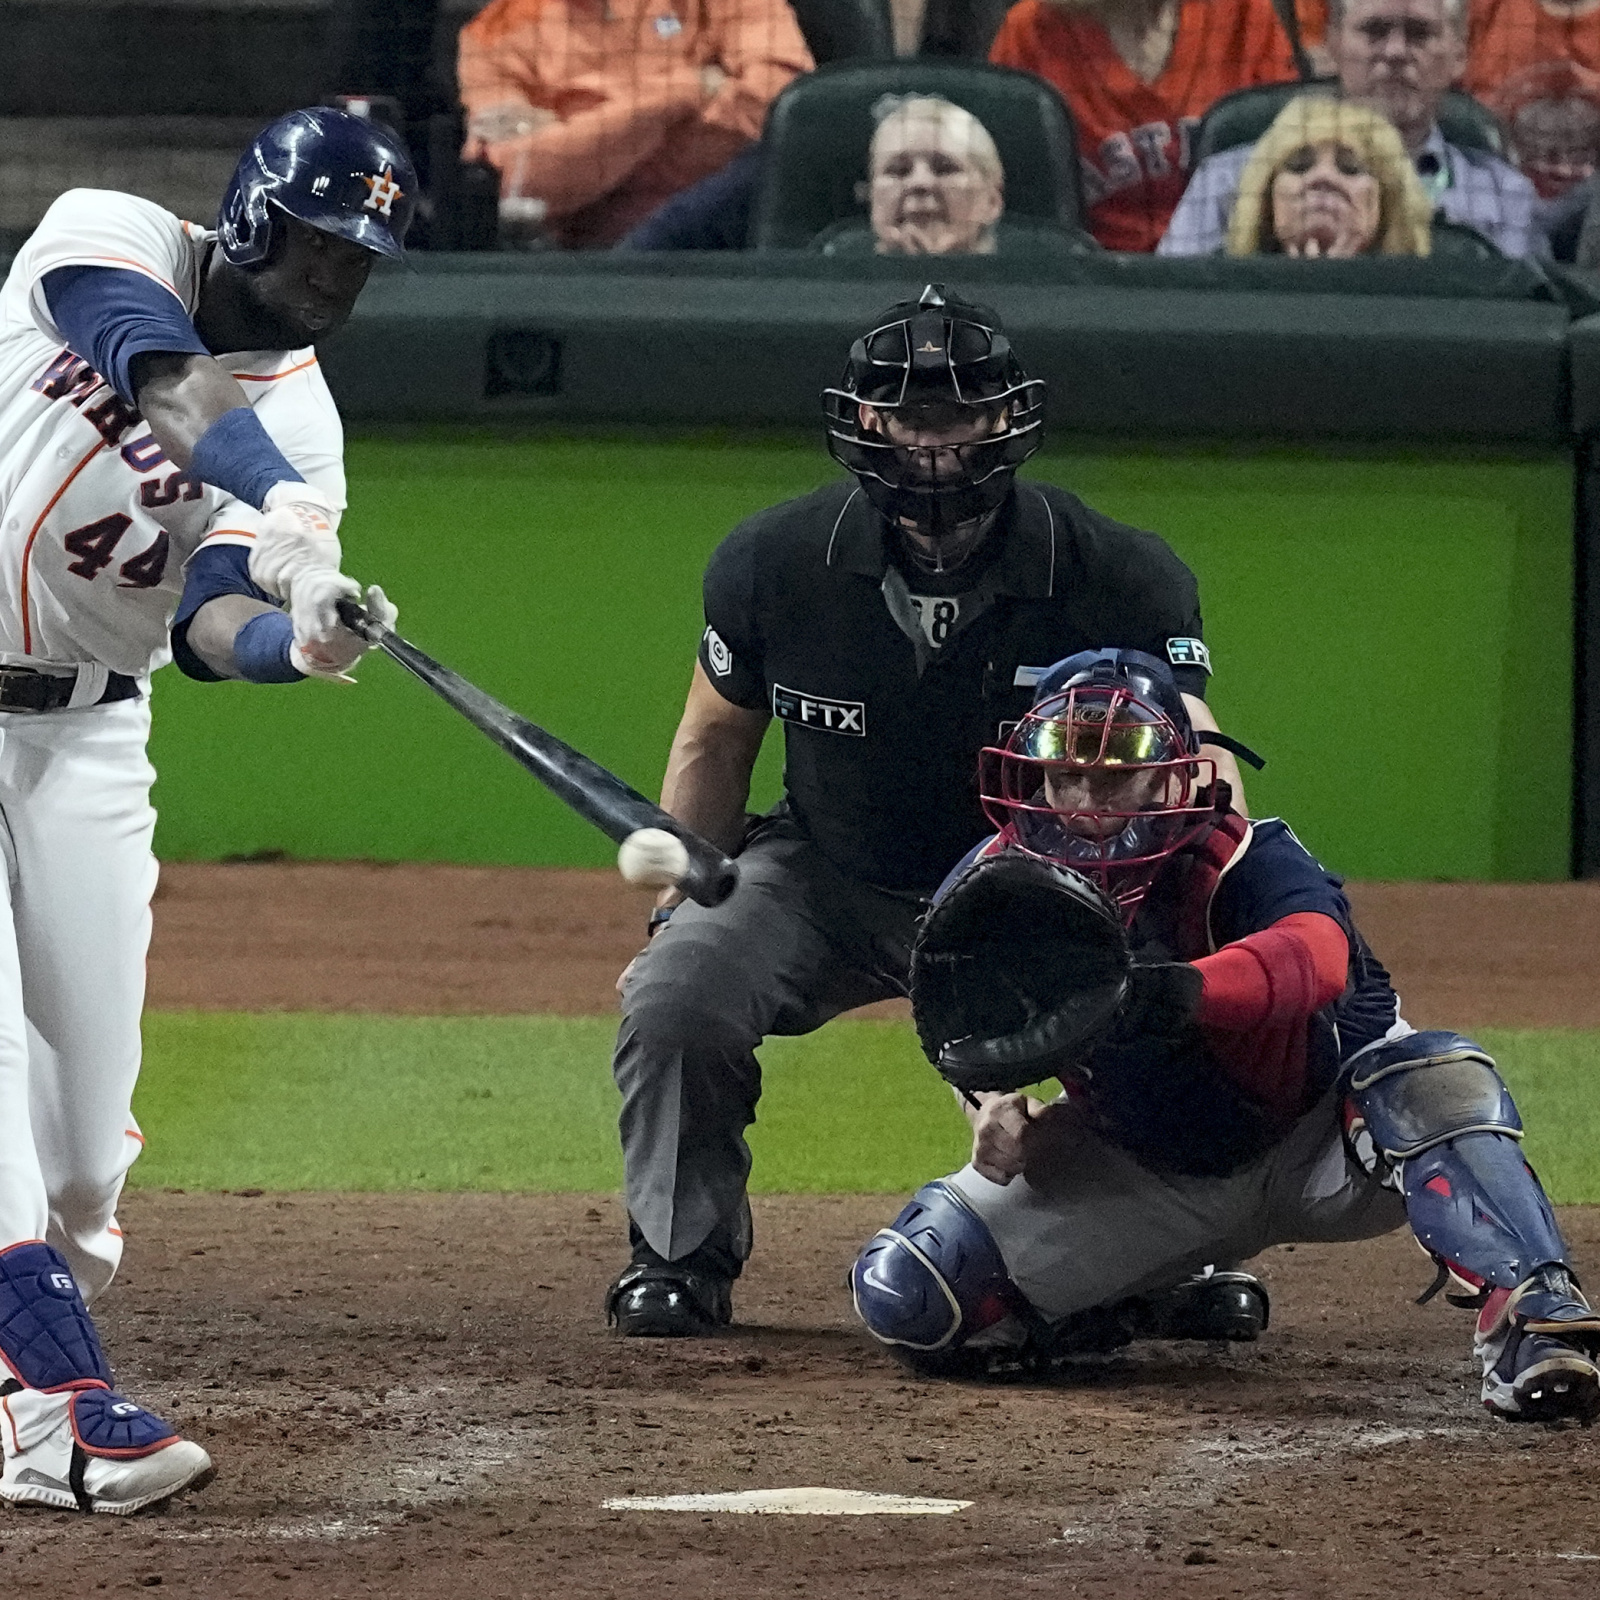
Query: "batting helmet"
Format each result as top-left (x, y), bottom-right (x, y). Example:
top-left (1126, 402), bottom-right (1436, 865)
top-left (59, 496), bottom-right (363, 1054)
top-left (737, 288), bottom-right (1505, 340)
top-left (217, 108), bottom-right (417, 268)
top-left (823, 284), bottom-right (1045, 542)
top-left (978, 649), bottom-right (1217, 917)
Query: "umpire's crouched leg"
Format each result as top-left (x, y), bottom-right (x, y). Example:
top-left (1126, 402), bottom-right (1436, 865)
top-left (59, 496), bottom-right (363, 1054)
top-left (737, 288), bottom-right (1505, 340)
top-left (608, 820), bottom-right (914, 1336)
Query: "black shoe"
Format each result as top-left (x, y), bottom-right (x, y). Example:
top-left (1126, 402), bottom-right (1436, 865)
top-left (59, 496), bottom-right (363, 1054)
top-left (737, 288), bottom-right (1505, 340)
top-left (605, 1262), bottom-right (733, 1337)
top-left (1120, 1270), bottom-right (1270, 1342)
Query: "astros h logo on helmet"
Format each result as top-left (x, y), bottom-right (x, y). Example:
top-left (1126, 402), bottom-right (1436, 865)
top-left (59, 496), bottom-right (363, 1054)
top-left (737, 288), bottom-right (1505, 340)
top-left (362, 166), bottom-right (403, 217)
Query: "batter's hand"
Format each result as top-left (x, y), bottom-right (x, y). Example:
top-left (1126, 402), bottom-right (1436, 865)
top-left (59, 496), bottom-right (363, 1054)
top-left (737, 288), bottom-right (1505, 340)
top-left (250, 482), bottom-right (343, 600)
top-left (290, 580), bottom-right (396, 680)
top-left (969, 1092), bottom-right (1048, 1185)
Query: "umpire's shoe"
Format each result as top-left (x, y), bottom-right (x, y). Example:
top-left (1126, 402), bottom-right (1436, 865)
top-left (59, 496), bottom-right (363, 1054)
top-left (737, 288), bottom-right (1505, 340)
top-left (1477, 1266), bottom-right (1600, 1423)
top-left (1120, 1270), bottom-right (1270, 1343)
top-left (606, 1260), bottom-right (733, 1337)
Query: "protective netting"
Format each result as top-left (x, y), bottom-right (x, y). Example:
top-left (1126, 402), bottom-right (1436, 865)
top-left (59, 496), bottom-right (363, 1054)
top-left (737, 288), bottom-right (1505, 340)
top-left (2, 0), bottom-right (1595, 259)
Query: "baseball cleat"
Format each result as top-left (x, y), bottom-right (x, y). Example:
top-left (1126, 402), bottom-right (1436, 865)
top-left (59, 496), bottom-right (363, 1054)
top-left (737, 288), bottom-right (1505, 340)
top-left (0, 1383), bottom-right (215, 1514)
top-left (605, 1262), bottom-right (732, 1337)
top-left (1477, 1269), bottom-right (1600, 1423)
top-left (1120, 1269), bottom-right (1270, 1343)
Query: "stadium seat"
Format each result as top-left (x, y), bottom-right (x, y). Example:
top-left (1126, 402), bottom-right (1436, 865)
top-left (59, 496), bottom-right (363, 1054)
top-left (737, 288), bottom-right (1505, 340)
top-left (1193, 81), bottom-right (1507, 165)
top-left (915, 0), bottom-right (1012, 59)
top-left (750, 60), bottom-right (1083, 250)
top-left (788, 0), bottom-right (895, 63)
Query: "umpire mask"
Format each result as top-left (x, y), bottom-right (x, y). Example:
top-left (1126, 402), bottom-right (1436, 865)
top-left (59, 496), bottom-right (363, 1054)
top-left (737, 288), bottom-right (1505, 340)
top-left (823, 285), bottom-right (1045, 571)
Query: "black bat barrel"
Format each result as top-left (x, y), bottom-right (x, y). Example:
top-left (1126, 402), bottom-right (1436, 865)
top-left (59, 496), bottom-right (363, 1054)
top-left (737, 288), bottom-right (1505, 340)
top-left (336, 602), bottom-right (739, 907)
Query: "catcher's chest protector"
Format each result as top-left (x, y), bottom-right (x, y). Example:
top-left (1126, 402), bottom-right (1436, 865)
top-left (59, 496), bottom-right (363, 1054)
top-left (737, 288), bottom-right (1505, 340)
top-left (1088, 812), bottom-right (1285, 1179)
top-left (1131, 812), bottom-right (1252, 961)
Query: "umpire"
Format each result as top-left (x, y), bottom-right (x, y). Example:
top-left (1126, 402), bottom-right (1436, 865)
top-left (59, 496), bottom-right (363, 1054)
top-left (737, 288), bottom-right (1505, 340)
top-left (606, 284), bottom-right (1245, 1335)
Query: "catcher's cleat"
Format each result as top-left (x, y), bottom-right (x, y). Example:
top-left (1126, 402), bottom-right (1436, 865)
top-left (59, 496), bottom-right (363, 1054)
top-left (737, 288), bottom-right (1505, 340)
top-left (0, 1382), bottom-right (214, 1514)
top-left (1477, 1267), bottom-right (1600, 1423)
top-left (1119, 1270), bottom-right (1270, 1343)
top-left (605, 1262), bottom-right (732, 1338)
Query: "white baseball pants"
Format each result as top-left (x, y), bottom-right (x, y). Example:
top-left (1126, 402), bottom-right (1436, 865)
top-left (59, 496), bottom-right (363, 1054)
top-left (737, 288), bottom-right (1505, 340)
top-left (0, 698), bottom-right (156, 1304)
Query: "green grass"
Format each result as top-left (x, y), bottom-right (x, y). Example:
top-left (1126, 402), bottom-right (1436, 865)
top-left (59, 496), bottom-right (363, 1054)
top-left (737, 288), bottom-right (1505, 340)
top-left (127, 1013), bottom-right (1600, 1203)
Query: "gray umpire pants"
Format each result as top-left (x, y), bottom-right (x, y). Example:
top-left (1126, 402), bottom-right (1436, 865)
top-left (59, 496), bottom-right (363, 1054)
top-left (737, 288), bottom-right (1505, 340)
top-left (948, 1090), bottom-right (1409, 1322)
top-left (614, 813), bottom-right (926, 1268)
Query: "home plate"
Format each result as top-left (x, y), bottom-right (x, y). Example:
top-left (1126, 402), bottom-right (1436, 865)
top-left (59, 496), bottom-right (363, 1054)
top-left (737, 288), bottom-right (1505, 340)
top-left (602, 1488), bottom-right (973, 1516)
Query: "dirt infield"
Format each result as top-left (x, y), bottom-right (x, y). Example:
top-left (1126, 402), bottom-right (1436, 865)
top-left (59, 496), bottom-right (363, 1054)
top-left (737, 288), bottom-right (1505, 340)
top-left (2, 864), bottom-right (1591, 1596)
top-left (146, 861), bottom-right (1600, 1026)
top-left (6, 1193), bottom-right (1600, 1599)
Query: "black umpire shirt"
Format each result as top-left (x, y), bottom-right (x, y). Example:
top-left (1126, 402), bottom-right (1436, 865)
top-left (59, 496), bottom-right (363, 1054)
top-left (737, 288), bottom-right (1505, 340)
top-left (697, 477), bottom-right (1209, 894)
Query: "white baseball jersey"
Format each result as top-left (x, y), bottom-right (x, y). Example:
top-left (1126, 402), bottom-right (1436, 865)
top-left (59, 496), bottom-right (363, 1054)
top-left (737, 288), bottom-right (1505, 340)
top-left (0, 188), bottom-right (346, 680)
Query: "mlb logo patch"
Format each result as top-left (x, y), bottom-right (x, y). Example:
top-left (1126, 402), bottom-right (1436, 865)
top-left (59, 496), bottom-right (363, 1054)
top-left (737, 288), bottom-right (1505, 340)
top-left (703, 626), bottom-right (733, 678)
top-left (1166, 637), bottom-right (1212, 673)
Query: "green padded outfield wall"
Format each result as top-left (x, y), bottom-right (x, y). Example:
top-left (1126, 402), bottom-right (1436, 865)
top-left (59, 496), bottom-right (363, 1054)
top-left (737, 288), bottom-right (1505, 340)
top-left (144, 430), bottom-right (1572, 881)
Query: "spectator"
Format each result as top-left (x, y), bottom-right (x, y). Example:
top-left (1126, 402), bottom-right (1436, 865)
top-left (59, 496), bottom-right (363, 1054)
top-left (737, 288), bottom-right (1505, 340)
top-left (858, 94), bottom-right (1006, 255)
top-left (1225, 95), bottom-right (1434, 251)
top-left (458, 0), bottom-right (812, 249)
top-left (1493, 61), bottom-right (1600, 200)
top-left (989, 0), bottom-right (1300, 252)
top-left (1160, 0), bottom-right (1537, 256)
top-left (1466, 0), bottom-right (1600, 104)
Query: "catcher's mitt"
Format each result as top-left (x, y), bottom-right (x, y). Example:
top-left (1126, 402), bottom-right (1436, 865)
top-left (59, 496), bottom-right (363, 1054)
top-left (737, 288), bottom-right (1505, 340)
top-left (910, 852), bottom-right (1132, 1094)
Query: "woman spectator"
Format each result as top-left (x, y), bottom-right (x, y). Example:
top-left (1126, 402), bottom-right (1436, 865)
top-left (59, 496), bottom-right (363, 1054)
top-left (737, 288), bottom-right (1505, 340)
top-left (989, 0), bottom-right (1300, 252)
top-left (1224, 95), bottom-right (1433, 254)
top-left (848, 95), bottom-right (1006, 255)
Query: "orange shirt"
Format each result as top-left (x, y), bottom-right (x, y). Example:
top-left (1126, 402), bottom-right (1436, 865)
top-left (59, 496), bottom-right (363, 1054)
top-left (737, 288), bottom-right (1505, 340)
top-left (459, 0), bottom-right (812, 248)
top-left (1465, 0), bottom-right (1600, 100)
top-left (990, 0), bottom-right (1298, 252)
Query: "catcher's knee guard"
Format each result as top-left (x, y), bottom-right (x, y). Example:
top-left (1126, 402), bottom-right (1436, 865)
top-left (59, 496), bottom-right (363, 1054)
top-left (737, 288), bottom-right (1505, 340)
top-left (851, 1182), bottom-right (1024, 1365)
top-left (1347, 1030), bottom-right (1568, 1293)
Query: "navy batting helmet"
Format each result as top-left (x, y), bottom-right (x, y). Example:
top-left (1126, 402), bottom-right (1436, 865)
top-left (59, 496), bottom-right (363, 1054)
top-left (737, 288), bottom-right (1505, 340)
top-left (217, 108), bottom-right (417, 268)
top-left (823, 284), bottom-right (1044, 542)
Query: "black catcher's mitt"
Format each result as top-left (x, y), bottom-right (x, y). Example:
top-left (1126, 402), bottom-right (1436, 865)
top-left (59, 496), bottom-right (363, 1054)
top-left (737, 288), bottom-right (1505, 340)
top-left (910, 853), bottom-right (1132, 1095)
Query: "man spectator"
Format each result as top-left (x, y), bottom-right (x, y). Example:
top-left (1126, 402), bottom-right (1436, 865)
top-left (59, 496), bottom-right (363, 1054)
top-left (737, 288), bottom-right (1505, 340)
top-left (457, 0), bottom-right (812, 249)
top-left (1160, 0), bottom-right (1537, 257)
top-left (989, 0), bottom-right (1300, 252)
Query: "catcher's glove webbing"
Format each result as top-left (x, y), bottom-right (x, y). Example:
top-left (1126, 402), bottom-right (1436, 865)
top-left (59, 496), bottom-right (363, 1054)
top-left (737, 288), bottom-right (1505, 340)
top-left (910, 853), bottom-right (1132, 1094)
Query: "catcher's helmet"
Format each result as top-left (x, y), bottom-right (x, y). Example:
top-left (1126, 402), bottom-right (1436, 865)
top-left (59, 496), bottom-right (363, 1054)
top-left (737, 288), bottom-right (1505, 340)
top-left (217, 108), bottom-right (417, 268)
top-left (979, 649), bottom-right (1219, 917)
top-left (823, 284), bottom-right (1044, 541)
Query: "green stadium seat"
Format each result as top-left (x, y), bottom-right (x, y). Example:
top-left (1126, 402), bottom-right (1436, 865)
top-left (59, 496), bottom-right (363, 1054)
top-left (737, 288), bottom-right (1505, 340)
top-left (809, 215), bottom-right (1098, 256)
top-left (750, 60), bottom-right (1083, 250)
top-left (1192, 81), bottom-right (1507, 165)
top-left (788, 0), bottom-right (894, 62)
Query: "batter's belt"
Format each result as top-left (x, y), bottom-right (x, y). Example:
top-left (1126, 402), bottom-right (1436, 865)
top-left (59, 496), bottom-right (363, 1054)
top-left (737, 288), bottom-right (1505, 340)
top-left (0, 665), bottom-right (140, 713)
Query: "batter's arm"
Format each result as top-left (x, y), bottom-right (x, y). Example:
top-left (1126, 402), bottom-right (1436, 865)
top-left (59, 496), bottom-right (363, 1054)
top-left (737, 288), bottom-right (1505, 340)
top-left (128, 351), bottom-right (254, 472)
top-left (181, 593), bottom-right (280, 680)
top-left (1184, 694), bottom-right (1247, 817)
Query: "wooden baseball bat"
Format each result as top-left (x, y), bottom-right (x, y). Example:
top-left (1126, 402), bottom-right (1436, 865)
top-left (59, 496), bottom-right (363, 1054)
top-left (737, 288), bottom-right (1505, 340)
top-left (336, 600), bottom-right (739, 907)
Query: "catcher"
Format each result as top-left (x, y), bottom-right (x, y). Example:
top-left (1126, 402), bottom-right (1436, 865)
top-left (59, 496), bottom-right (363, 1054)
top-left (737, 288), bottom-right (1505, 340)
top-left (851, 647), bottom-right (1600, 1422)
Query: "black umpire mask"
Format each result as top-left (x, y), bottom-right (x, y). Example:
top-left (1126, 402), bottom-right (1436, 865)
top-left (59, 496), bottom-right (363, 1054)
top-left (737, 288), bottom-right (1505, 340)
top-left (823, 284), bottom-right (1045, 572)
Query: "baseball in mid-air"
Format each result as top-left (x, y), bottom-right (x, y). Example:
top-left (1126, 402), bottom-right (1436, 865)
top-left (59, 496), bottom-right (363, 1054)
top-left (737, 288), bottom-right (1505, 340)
top-left (617, 827), bottom-right (690, 889)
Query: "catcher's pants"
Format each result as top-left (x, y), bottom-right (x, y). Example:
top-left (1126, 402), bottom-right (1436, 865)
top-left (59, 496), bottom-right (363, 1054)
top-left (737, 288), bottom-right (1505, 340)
top-left (948, 1089), bottom-right (1408, 1323)
top-left (614, 813), bottom-right (925, 1266)
top-left (0, 698), bottom-right (157, 1305)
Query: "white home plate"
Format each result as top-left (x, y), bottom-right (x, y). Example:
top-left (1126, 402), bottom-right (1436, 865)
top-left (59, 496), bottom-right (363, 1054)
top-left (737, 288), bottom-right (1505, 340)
top-left (603, 1488), bottom-right (972, 1516)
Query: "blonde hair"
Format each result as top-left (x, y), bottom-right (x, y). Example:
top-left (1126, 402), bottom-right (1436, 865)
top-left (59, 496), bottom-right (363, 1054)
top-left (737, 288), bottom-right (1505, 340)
top-left (1226, 96), bottom-right (1434, 257)
top-left (869, 94), bottom-right (1005, 187)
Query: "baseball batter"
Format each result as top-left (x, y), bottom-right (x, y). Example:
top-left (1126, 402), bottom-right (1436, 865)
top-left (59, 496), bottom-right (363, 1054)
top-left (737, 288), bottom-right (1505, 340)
top-left (0, 108), bottom-right (414, 1513)
top-left (853, 650), bottom-right (1600, 1423)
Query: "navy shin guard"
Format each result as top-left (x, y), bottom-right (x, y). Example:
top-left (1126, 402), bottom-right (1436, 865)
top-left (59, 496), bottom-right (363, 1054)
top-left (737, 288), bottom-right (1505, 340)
top-left (1402, 1132), bottom-right (1568, 1292)
top-left (0, 1242), bottom-right (113, 1392)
